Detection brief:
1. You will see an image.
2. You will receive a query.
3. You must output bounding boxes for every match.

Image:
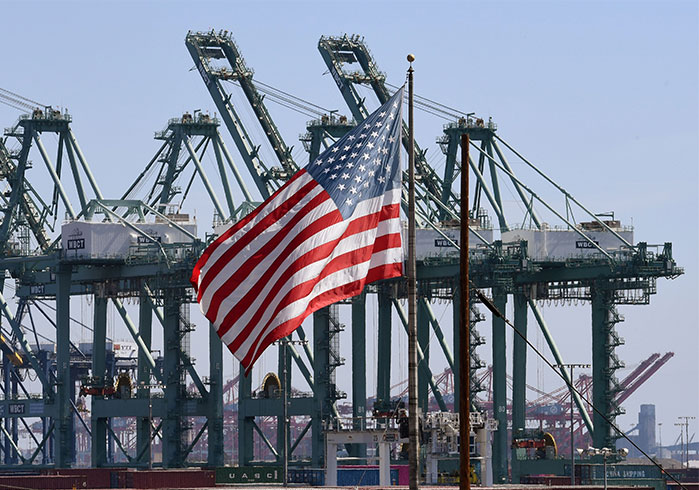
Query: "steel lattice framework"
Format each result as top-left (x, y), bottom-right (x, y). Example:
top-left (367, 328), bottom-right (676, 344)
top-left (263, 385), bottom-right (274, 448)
top-left (0, 30), bottom-right (683, 482)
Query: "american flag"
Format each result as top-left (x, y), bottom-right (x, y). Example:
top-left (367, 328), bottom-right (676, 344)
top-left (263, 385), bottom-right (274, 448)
top-left (191, 87), bottom-right (405, 372)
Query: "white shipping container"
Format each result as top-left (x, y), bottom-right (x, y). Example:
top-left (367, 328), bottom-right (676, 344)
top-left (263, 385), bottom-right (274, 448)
top-left (501, 228), bottom-right (634, 261)
top-left (61, 221), bottom-right (197, 260)
top-left (404, 227), bottom-right (494, 260)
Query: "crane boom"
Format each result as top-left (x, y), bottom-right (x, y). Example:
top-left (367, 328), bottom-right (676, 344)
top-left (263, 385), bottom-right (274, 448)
top-left (186, 30), bottom-right (298, 199)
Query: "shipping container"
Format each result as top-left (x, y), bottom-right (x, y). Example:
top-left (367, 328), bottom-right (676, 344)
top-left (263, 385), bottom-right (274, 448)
top-left (0, 475), bottom-right (86, 489)
top-left (61, 220), bottom-right (197, 260)
top-left (502, 227), bottom-right (634, 261)
top-left (126, 469), bottom-right (215, 489)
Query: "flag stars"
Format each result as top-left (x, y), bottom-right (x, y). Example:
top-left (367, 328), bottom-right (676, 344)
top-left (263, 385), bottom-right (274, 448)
top-left (328, 157), bottom-right (335, 163)
top-left (358, 164), bottom-right (366, 171)
top-left (330, 174), bottom-right (338, 179)
top-left (341, 173), bottom-right (350, 179)
top-left (350, 187), bottom-right (357, 194)
top-left (354, 175), bottom-right (362, 183)
top-left (338, 184), bottom-right (346, 191)
top-left (344, 145), bottom-right (351, 151)
top-left (331, 147), bottom-right (339, 153)
top-left (371, 131), bottom-right (379, 138)
top-left (378, 176), bottom-right (386, 183)
top-left (367, 142), bottom-right (375, 149)
top-left (345, 198), bottom-right (353, 206)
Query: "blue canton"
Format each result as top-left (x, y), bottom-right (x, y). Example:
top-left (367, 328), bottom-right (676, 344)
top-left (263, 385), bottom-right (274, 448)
top-left (306, 88), bottom-right (403, 219)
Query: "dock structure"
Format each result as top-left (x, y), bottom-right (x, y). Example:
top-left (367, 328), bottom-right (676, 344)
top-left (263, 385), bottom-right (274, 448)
top-left (0, 30), bottom-right (682, 486)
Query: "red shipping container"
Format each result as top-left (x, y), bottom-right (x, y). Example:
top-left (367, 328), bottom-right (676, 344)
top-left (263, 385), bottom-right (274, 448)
top-left (129, 469), bottom-right (215, 489)
top-left (0, 474), bottom-right (86, 489)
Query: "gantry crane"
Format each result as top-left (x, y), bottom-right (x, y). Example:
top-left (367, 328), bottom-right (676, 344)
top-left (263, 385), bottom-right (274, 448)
top-left (315, 33), bottom-right (683, 482)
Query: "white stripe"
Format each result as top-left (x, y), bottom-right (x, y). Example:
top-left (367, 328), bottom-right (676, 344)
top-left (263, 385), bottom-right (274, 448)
top-left (222, 215), bottom-right (402, 332)
top-left (245, 246), bottom-right (403, 363)
top-left (199, 183), bottom-right (325, 311)
top-left (225, 214), bottom-right (401, 358)
top-left (215, 193), bottom-right (400, 337)
top-left (197, 172), bottom-right (315, 287)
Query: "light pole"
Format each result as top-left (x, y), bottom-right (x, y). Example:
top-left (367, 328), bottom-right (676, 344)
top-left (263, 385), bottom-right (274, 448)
top-left (140, 381), bottom-right (163, 469)
top-left (579, 446), bottom-right (629, 490)
top-left (677, 416), bottom-right (695, 468)
top-left (274, 337), bottom-right (307, 487)
top-left (556, 362), bottom-right (590, 485)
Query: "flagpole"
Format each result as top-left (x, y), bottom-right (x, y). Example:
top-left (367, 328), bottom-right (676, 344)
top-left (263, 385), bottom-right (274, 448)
top-left (460, 133), bottom-right (471, 490)
top-left (406, 53), bottom-right (420, 490)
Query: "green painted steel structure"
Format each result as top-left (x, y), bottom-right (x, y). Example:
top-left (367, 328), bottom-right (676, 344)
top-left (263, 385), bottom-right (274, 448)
top-left (0, 31), bottom-right (683, 483)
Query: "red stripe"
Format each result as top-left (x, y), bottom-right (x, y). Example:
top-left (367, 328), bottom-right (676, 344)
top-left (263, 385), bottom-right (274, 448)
top-left (196, 179), bottom-right (319, 302)
top-left (239, 260), bottom-right (403, 372)
top-left (217, 203), bottom-right (400, 342)
top-left (190, 170), bottom-right (307, 292)
top-left (205, 191), bottom-right (338, 324)
top-left (233, 231), bottom-right (402, 358)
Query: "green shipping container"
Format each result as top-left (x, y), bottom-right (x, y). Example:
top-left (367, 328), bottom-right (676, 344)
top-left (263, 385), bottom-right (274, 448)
top-left (216, 466), bottom-right (283, 484)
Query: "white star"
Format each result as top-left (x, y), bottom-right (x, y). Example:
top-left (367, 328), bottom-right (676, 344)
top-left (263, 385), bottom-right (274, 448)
top-left (368, 169), bottom-right (375, 176)
top-left (373, 158), bottom-right (381, 166)
top-left (331, 147), bottom-right (339, 153)
top-left (348, 135), bottom-right (355, 140)
top-left (380, 147), bottom-right (389, 155)
top-left (328, 157), bottom-right (335, 163)
top-left (330, 173), bottom-right (338, 179)
top-left (341, 173), bottom-right (350, 179)
top-left (323, 168), bottom-right (330, 173)
top-left (350, 187), bottom-right (357, 194)
top-left (379, 111), bottom-right (386, 117)
top-left (367, 142), bottom-right (375, 149)
top-left (359, 133), bottom-right (367, 139)
top-left (334, 164), bottom-right (342, 170)
top-left (374, 122), bottom-right (382, 128)
top-left (389, 135), bottom-right (396, 143)
top-left (350, 152), bottom-right (358, 159)
top-left (347, 162), bottom-right (354, 168)
top-left (359, 164), bottom-right (366, 171)
top-left (371, 131), bottom-right (379, 138)
top-left (389, 112), bottom-right (395, 120)
top-left (381, 135), bottom-right (386, 141)
top-left (340, 155), bottom-right (347, 160)
top-left (378, 176), bottom-right (386, 183)
top-left (344, 145), bottom-right (351, 151)
top-left (354, 175), bottom-right (362, 183)
top-left (315, 158), bottom-right (323, 166)
top-left (363, 181), bottom-right (370, 188)
top-left (338, 183), bottom-right (346, 190)
top-left (362, 153), bottom-right (371, 160)
top-left (345, 198), bottom-right (353, 206)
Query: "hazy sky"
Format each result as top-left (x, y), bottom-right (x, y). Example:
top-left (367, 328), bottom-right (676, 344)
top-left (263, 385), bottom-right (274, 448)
top-left (1, 0), bottom-right (697, 450)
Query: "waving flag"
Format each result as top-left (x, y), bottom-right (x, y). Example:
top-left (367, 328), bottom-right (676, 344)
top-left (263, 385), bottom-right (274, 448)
top-left (191, 88), bottom-right (405, 372)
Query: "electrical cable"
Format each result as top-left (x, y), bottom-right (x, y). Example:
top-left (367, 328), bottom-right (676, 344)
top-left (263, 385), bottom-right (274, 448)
top-left (471, 285), bottom-right (688, 490)
top-left (0, 87), bottom-right (47, 109)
